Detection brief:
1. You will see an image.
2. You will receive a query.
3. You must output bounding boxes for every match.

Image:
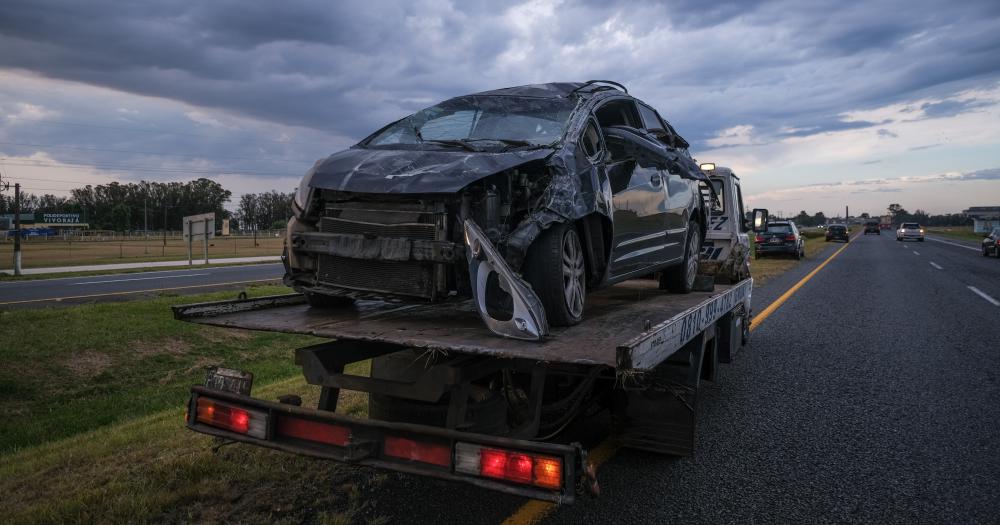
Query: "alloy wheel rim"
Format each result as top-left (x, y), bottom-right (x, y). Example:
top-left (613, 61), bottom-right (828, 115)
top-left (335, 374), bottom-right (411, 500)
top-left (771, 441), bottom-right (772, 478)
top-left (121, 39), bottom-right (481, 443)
top-left (562, 230), bottom-right (585, 318)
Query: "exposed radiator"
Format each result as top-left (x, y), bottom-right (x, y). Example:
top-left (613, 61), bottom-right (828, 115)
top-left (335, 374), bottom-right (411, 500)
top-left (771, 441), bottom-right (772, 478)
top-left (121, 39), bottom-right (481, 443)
top-left (317, 255), bottom-right (435, 299)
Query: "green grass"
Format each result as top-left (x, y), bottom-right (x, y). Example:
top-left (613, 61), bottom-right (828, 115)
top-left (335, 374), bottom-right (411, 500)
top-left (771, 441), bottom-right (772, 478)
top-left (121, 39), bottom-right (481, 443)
top-left (0, 283), bottom-right (318, 454)
top-left (0, 374), bottom-right (381, 525)
top-left (750, 235), bottom-right (830, 285)
top-left (0, 283), bottom-right (388, 523)
top-left (924, 226), bottom-right (982, 242)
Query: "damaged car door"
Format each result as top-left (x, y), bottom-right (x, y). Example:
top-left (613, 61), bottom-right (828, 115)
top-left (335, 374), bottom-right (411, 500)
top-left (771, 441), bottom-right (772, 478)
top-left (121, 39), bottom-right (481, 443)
top-left (603, 126), bottom-right (672, 279)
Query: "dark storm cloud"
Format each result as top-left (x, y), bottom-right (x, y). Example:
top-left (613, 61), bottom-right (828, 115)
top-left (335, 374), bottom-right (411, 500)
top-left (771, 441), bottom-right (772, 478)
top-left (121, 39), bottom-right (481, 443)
top-left (0, 0), bottom-right (999, 159)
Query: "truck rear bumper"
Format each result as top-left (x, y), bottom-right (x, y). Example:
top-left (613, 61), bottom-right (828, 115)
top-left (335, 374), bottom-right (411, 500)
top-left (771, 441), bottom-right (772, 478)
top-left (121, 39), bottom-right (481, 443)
top-left (186, 385), bottom-right (582, 503)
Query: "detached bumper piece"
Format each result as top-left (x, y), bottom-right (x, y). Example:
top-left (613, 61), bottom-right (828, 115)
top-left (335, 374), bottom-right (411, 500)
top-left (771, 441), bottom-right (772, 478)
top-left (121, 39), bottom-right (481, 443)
top-left (187, 386), bottom-right (579, 503)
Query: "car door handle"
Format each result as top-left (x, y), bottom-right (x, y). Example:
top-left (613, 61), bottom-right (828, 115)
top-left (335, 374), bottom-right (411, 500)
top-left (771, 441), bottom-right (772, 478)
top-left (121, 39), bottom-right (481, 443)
top-left (650, 174), bottom-right (662, 186)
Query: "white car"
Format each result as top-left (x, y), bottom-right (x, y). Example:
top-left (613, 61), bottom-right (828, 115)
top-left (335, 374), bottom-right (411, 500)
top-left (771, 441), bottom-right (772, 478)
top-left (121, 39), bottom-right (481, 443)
top-left (896, 222), bottom-right (924, 242)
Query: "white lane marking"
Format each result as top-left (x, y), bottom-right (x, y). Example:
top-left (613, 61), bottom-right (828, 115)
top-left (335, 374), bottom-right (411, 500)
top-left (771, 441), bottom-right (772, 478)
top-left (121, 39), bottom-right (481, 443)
top-left (968, 286), bottom-right (1000, 306)
top-left (930, 262), bottom-right (943, 270)
top-left (913, 251), bottom-right (920, 255)
top-left (71, 273), bottom-right (210, 285)
top-left (925, 236), bottom-right (980, 252)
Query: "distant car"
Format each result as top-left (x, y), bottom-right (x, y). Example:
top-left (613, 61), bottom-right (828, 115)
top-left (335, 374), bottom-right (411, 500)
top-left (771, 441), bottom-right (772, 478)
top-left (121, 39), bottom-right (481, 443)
top-left (755, 221), bottom-right (805, 259)
top-left (896, 222), bottom-right (924, 242)
top-left (982, 227), bottom-right (1000, 258)
top-left (863, 221), bottom-right (880, 235)
top-left (826, 224), bottom-right (849, 242)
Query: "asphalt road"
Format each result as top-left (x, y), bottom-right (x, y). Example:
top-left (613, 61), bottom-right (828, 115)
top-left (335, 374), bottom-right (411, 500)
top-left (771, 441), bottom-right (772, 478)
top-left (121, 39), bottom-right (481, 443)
top-left (0, 263), bottom-right (284, 308)
top-left (355, 232), bottom-right (1000, 524)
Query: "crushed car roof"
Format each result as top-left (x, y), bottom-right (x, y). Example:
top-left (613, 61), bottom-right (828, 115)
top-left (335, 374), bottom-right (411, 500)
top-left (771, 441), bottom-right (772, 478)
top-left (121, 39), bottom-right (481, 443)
top-left (469, 81), bottom-right (625, 98)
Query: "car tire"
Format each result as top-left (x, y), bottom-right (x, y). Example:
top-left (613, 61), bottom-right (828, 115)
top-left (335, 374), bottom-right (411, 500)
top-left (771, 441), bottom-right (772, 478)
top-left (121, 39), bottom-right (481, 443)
top-left (305, 292), bottom-right (355, 309)
top-left (983, 246), bottom-right (990, 257)
top-left (919, 238), bottom-right (924, 242)
top-left (661, 221), bottom-right (701, 294)
top-left (523, 221), bottom-right (585, 326)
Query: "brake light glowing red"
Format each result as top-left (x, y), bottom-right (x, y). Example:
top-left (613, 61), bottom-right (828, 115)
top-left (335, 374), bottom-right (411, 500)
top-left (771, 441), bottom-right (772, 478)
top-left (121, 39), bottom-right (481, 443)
top-left (784, 234), bottom-right (796, 241)
top-left (276, 415), bottom-right (350, 447)
top-left (456, 443), bottom-right (563, 490)
top-left (383, 436), bottom-right (451, 467)
top-left (195, 397), bottom-right (266, 438)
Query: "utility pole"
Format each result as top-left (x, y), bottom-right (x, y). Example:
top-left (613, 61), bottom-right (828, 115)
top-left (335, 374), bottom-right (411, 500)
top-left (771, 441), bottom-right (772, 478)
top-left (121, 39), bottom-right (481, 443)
top-left (144, 196), bottom-right (149, 255)
top-left (13, 183), bottom-right (22, 276)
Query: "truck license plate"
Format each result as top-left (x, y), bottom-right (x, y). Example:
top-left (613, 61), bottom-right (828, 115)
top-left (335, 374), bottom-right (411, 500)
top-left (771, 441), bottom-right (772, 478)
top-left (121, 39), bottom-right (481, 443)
top-left (204, 366), bottom-right (253, 395)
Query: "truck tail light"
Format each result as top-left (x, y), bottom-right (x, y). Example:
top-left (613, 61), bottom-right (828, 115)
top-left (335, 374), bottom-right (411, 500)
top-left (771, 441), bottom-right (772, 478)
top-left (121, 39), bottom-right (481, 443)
top-left (195, 397), bottom-right (267, 439)
top-left (275, 415), bottom-right (350, 446)
top-left (454, 443), bottom-right (563, 490)
top-left (383, 436), bottom-right (451, 467)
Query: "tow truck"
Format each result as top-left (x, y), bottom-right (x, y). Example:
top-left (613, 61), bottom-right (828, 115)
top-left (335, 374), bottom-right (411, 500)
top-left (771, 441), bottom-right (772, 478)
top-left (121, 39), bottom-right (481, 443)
top-left (174, 163), bottom-right (767, 504)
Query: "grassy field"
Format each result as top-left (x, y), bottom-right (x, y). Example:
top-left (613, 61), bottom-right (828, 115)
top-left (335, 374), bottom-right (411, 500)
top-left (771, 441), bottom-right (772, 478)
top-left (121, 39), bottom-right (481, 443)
top-left (0, 235), bottom-right (284, 270)
top-left (924, 225), bottom-right (982, 242)
top-left (0, 283), bottom-right (391, 523)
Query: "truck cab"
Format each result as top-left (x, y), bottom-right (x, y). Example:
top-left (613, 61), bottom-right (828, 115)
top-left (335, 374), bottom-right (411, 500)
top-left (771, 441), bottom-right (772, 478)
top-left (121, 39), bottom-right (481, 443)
top-left (697, 164), bottom-right (752, 284)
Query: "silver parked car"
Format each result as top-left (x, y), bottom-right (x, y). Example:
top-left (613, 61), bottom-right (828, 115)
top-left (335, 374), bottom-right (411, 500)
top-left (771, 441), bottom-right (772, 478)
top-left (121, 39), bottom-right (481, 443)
top-left (896, 222), bottom-right (924, 242)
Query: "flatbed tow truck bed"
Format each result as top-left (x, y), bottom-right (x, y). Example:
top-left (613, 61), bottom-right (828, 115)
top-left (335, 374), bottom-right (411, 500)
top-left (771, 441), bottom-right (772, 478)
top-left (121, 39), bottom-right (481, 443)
top-left (174, 278), bottom-right (751, 372)
top-left (173, 278), bottom-right (753, 503)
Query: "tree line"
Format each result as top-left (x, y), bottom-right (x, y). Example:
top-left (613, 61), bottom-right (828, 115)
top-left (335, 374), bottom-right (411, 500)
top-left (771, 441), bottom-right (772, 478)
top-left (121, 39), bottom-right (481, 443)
top-left (780, 204), bottom-right (972, 227)
top-left (0, 178), bottom-right (293, 232)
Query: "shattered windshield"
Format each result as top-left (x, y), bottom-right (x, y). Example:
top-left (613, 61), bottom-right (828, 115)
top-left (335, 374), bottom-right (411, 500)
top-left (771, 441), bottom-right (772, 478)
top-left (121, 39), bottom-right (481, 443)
top-left (364, 95), bottom-right (576, 149)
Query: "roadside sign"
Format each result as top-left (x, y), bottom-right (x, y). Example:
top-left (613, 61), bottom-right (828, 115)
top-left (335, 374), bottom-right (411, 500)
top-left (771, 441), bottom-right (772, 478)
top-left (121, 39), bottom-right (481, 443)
top-left (183, 212), bottom-right (215, 265)
top-left (183, 213), bottom-right (215, 240)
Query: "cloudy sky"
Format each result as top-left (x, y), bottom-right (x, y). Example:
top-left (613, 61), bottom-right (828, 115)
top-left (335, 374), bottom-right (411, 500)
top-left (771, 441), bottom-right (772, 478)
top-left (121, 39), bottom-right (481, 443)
top-left (1, 0), bottom-right (998, 216)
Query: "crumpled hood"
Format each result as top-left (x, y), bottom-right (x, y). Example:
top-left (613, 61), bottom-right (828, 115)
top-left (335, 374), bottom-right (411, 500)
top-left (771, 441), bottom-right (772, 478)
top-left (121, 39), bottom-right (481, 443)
top-left (308, 147), bottom-right (554, 194)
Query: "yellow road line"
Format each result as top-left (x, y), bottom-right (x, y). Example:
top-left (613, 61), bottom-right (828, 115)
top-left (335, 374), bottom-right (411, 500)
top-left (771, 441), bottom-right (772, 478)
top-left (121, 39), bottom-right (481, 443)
top-left (0, 278), bottom-right (281, 306)
top-left (501, 233), bottom-right (857, 525)
top-left (749, 234), bottom-right (856, 331)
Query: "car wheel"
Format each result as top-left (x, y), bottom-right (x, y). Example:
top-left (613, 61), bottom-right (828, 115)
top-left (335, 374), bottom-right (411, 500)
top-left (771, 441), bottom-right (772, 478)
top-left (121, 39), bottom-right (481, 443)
top-left (983, 246), bottom-right (990, 257)
top-left (661, 221), bottom-right (701, 294)
top-left (305, 292), bottom-right (355, 308)
top-left (919, 238), bottom-right (924, 242)
top-left (995, 247), bottom-right (1000, 259)
top-left (523, 221), bottom-right (585, 326)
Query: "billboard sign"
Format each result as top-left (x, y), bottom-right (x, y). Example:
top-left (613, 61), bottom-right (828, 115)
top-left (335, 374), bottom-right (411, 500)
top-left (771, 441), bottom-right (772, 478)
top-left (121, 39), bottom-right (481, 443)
top-left (41, 213), bottom-right (82, 224)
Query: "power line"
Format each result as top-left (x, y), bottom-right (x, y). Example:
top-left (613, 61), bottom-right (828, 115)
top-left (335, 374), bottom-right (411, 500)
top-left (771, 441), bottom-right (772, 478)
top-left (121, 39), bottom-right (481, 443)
top-left (0, 141), bottom-right (313, 164)
top-left (6, 175), bottom-right (117, 184)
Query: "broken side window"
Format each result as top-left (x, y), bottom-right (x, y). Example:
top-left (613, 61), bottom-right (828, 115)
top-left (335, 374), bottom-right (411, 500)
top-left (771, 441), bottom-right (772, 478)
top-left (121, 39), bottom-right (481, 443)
top-left (581, 121), bottom-right (604, 159)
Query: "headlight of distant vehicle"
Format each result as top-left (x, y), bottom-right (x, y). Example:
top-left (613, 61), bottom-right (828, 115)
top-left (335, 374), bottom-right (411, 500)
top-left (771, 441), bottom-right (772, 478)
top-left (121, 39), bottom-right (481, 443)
top-left (293, 169), bottom-right (316, 217)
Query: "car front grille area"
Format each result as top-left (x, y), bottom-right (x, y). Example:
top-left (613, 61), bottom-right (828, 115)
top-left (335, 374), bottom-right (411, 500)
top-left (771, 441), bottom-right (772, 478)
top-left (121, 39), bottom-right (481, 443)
top-left (316, 255), bottom-right (435, 299)
top-left (311, 203), bottom-right (448, 300)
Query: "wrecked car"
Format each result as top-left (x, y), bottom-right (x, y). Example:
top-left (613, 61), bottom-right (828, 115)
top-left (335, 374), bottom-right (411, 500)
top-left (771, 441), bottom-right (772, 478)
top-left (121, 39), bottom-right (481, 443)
top-left (284, 81), bottom-right (712, 340)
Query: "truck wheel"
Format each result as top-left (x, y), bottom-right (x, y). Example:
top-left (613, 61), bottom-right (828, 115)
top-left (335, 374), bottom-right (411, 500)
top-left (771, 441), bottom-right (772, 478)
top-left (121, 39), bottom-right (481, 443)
top-left (660, 221), bottom-right (700, 294)
top-left (305, 292), bottom-right (355, 308)
top-left (523, 222), bottom-right (585, 326)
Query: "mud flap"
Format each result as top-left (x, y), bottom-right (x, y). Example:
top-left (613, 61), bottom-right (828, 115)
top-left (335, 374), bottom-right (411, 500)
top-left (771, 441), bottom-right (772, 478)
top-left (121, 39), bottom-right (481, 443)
top-left (464, 220), bottom-right (550, 341)
top-left (616, 329), bottom-right (714, 455)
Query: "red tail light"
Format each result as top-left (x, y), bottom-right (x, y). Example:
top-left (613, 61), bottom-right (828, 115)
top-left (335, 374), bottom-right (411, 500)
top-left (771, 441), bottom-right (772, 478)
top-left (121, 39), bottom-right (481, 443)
top-left (195, 397), bottom-right (267, 439)
top-left (755, 235), bottom-right (764, 243)
top-left (276, 415), bottom-right (350, 447)
top-left (784, 234), bottom-right (796, 241)
top-left (383, 436), bottom-right (451, 467)
top-left (455, 443), bottom-right (563, 490)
